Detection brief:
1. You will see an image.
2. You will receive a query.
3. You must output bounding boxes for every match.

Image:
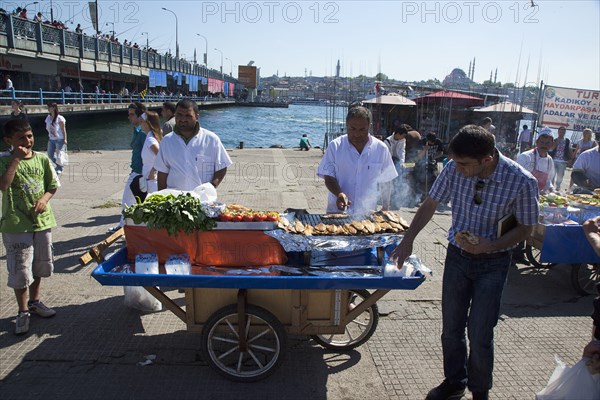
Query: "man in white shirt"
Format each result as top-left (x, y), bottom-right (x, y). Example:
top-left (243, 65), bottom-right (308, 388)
top-left (383, 126), bottom-right (410, 208)
top-left (155, 99), bottom-right (232, 191)
top-left (516, 130), bottom-right (555, 193)
top-left (317, 106), bottom-right (397, 215)
top-left (572, 145), bottom-right (600, 192)
top-left (517, 125), bottom-right (532, 152)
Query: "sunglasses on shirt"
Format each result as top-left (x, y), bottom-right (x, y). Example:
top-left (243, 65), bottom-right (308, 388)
top-left (473, 180), bottom-right (485, 205)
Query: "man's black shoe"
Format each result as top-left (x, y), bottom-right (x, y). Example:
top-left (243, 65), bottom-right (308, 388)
top-left (425, 380), bottom-right (466, 400)
top-left (472, 391), bottom-right (489, 400)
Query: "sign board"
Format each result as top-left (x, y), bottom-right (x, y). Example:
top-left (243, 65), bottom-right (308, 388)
top-left (238, 65), bottom-right (257, 89)
top-left (540, 85), bottom-right (600, 133)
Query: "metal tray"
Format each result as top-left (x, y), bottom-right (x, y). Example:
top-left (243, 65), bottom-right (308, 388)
top-left (215, 221), bottom-right (277, 230)
top-left (91, 248), bottom-right (426, 290)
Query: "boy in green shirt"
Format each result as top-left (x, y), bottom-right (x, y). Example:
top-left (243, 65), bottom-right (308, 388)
top-left (0, 119), bottom-right (59, 335)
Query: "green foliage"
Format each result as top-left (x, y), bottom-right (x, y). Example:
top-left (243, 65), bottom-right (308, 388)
top-left (122, 194), bottom-right (216, 236)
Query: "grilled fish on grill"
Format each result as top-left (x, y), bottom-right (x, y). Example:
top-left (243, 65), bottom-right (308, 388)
top-left (351, 220), bottom-right (365, 231)
top-left (321, 213), bottom-right (349, 219)
top-left (381, 210), bottom-right (401, 223)
top-left (363, 220), bottom-right (376, 234)
top-left (294, 220), bottom-right (305, 233)
top-left (344, 223), bottom-right (358, 235)
top-left (302, 224), bottom-right (314, 236)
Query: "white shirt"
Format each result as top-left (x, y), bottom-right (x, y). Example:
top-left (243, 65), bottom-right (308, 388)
top-left (573, 146), bottom-right (600, 187)
top-left (317, 135), bottom-right (398, 214)
top-left (516, 148), bottom-right (555, 191)
top-left (384, 134), bottom-right (406, 164)
top-left (141, 132), bottom-right (159, 179)
top-left (44, 115), bottom-right (66, 140)
top-left (153, 127), bottom-right (233, 191)
top-left (518, 129), bottom-right (531, 143)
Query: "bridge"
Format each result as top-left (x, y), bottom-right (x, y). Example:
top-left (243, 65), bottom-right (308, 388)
top-left (0, 11), bottom-right (241, 101)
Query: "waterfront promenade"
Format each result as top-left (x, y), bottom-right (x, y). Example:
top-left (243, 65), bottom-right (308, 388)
top-left (0, 148), bottom-right (593, 400)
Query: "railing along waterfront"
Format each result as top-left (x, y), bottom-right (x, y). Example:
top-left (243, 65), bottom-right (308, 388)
top-left (1, 88), bottom-right (232, 106)
top-left (0, 12), bottom-right (232, 82)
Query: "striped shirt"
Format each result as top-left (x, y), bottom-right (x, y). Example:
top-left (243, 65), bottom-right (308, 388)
top-left (430, 152), bottom-right (539, 249)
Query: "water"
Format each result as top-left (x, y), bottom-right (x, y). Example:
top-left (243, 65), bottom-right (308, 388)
top-left (28, 105), bottom-right (339, 151)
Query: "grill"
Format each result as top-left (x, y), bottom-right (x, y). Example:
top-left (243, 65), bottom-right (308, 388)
top-left (297, 214), bottom-right (354, 226)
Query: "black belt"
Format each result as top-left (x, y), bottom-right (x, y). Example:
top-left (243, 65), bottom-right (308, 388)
top-left (449, 243), bottom-right (510, 260)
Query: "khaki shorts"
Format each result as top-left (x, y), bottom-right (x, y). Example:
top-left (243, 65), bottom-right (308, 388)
top-left (2, 229), bottom-right (54, 289)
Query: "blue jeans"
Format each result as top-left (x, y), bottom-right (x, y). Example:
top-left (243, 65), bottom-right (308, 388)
top-left (47, 139), bottom-right (65, 174)
top-left (441, 245), bottom-right (511, 392)
top-left (553, 160), bottom-right (567, 191)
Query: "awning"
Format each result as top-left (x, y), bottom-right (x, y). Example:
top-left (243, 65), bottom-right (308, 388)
top-left (362, 93), bottom-right (416, 106)
top-left (473, 101), bottom-right (537, 114)
top-left (413, 90), bottom-right (484, 107)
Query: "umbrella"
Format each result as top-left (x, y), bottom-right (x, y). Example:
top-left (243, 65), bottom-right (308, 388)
top-left (362, 93), bottom-right (416, 106)
top-left (474, 101), bottom-right (537, 114)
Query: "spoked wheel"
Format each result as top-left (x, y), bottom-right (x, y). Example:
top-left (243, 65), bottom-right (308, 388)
top-left (311, 289), bottom-right (379, 350)
top-left (201, 304), bottom-right (287, 382)
top-left (525, 245), bottom-right (556, 269)
top-left (570, 263), bottom-right (600, 296)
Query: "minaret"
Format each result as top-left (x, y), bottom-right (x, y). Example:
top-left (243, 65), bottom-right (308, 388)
top-left (489, 70), bottom-right (493, 82)
top-left (472, 58), bottom-right (476, 80)
top-left (468, 60), bottom-right (472, 81)
top-left (494, 68), bottom-right (498, 83)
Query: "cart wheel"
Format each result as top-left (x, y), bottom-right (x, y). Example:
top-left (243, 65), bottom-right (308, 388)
top-left (311, 289), bottom-right (379, 351)
top-left (525, 245), bottom-right (556, 269)
top-left (201, 304), bottom-right (286, 382)
top-left (570, 263), bottom-right (600, 296)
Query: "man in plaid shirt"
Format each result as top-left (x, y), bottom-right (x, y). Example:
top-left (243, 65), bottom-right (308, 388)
top-left (392, 125), bottom-right (539, 400)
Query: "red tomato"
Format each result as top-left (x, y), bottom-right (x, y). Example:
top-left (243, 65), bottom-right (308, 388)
top-left (231, 214), bottom-right (243, 222)
top-left (242, 214), bottom-right (255, 222)
top-left (254, 213), bottom-right (267, 222)
top-left (219, 213), bottom-right (233, 222)
top-left (265, 212), bottom-right (279, 221)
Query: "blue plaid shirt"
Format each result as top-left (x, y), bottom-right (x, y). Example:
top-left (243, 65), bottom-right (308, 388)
top-left (430, 151), bottom-right (539, 249)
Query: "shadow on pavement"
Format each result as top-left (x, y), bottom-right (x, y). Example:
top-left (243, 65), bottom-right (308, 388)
top-left (502, 262), bottom-right (594, 318)
top-left (0, 296), bottom-right (360, 400)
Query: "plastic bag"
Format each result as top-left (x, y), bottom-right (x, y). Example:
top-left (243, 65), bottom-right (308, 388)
top-left (122, 265), bottom-right (162, 312)
top-left (192, 183), bottom-right (217, 203)
top-left (55, 145), bottom-right (68, 167)
top-left (123, 285), bottom-right (162, 312)
top-left (536, 355), bottom-right (600, 400)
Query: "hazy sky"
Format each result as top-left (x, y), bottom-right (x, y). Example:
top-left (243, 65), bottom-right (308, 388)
top-left (21, 0), bottom-right (600, 89)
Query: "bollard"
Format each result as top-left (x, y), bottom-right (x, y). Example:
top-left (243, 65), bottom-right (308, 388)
top-left (239, 141), bottom-right (244, 149)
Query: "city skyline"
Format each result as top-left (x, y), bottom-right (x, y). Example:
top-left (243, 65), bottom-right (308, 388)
top-left (13, 0), bottom-right (599, 90)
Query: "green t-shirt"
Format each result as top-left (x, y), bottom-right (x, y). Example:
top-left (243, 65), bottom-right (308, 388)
top-left (0, 151), bottom-right (59, 233)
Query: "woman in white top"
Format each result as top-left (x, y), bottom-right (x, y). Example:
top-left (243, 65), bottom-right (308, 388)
top-left (140, 111), bottom-right (163, 193)
top-left (575, 128), bottom-right (597, 159)
top-left (44, 102), bottom-right (67, 175)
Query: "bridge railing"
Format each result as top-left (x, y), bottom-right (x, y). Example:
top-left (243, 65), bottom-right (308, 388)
top-left (0, 12), bottom-right (235, 82)
top-left (0, 88), bottom-right (233, 106)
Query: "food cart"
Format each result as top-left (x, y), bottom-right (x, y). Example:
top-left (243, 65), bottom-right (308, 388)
top-left (91, 211), bottom-right (427, 382)
top-left (526, 194), bottom-right (600, 295)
